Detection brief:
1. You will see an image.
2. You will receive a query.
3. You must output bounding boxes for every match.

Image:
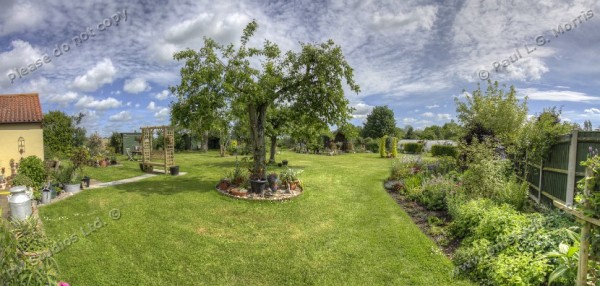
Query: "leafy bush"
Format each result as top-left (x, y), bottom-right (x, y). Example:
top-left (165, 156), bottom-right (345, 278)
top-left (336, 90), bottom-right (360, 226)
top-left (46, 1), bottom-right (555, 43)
top-left (17, 156), bottom-right (46, 191)
top-left (490, 252), bottom-right (550, 285)
top-left (472, 204), bottom-right (527, 244)
top-left (447, 197), bottom-right (495, 239)
top-left (403, 175), bottom-right (423, 196)
top-left (431, 145), bottom-right (457, 157)
top-left (0, 217), bottom-right (58, 285)
top-left (418, 175), bottom-right (458, 211)
top-left (403, 143), bottom-right (423, 154)
top-left (390, 155), bottom-right (426, 180)
top-left (364, 138), bottom-right (379, 153)
top-left (87, 132), bottom-right (104, 157)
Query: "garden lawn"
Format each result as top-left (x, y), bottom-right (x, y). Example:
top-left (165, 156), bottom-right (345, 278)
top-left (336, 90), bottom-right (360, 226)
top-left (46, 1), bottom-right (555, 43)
top-left (40, 151), bottom-right (471, 285)
top-left (82, 155), bottom-right (144, 183)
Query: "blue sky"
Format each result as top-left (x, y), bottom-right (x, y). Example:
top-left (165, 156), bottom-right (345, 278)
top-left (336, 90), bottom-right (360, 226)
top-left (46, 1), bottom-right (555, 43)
top-left (1, 0), bottom-right (599, 136)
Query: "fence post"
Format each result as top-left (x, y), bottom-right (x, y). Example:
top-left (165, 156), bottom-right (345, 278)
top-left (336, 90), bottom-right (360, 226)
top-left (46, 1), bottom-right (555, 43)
top-left (537, 159), bottom-right (543, 203)
top-left (576, 167), bottom-right (593, 286)
top-left (566, 129), bottom-right (579, 206)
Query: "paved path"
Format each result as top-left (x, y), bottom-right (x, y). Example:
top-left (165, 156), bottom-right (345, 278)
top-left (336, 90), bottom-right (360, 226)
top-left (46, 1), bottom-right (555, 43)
top-left (86, 171), bottom-right (187, 189)
top-left (87, 173), bottom-right (157, 189)
top-left (1, 172), bottom-right (187, 217)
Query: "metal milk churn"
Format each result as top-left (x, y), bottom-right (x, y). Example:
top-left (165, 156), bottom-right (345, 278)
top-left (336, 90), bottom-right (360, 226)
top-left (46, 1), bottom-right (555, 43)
top-left (8, 186), bottom-right (32, 220)
top-left (41, 187), bottom-right (52, 205)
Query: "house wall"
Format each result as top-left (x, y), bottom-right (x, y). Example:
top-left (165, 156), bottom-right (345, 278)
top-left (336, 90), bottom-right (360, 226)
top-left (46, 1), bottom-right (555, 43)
top-left (0, 123), bottom-right (44, 174)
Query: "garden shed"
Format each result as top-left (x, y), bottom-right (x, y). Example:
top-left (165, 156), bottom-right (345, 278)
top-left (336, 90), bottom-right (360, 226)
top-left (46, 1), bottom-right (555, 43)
top-left (119, 132), bottom-right (142, 155)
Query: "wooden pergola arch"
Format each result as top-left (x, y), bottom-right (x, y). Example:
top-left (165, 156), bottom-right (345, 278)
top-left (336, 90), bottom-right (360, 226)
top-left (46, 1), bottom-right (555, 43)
top-left (140, 125), bottom-right (175, 174)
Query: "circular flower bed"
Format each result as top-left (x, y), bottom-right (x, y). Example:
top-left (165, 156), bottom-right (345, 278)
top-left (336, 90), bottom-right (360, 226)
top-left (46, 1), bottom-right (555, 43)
top-left (216, 184), bottom-right (303, 201)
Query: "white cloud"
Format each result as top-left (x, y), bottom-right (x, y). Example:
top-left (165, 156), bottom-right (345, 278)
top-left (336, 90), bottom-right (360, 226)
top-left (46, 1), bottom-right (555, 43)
top-left (0, 40), bottom-right (48, 87)
top-left (47, 91), bottom-right (79, 106)
top-left (0, 1), bottom-right (44, 36)
top-left (109, 111), bottom-right (132, 122)
top-left (75, 96), bottom-right (122, 110)
top-left (422, 112), bottom-right (434, 118)
top-left (585, 108), bottom-right (600, 114)
top-left (437, 113), bottom-right (452, 120)
top-left (72, 58), bottom-right (117, 92)
top-left (154, 107), bottom-right (170, 120)
top-left (351, 102), bottom-right (374, 119)
top-left (426, 104), bottom-right (439, 109)
top-left (518, 88), bottom-right (600, 103)
top-left (155, 90), bottom-right (171, 100)
top-left (147, 101), bottom-right (159, 111)
top-left (124, 78), bottom-right (151, 94)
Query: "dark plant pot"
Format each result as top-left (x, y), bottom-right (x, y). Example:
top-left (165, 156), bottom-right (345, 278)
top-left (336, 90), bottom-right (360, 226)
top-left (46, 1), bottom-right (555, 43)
top-left (170, 166), bottom-right (180, 176)
top-left (270, 183), bottom-right (279, 191)
top-left (278, 163), bottom-right (282, 167)
top-left (82, 176), bottom-right (90, 188)
top-left (250, 179), bottom-right (267, 194)
top-left (282, 160), bottom-right (288, 166)
top-left (139, 163), bottom-right (144, 172)
top-left (111, 160), bottom-right (118, 165)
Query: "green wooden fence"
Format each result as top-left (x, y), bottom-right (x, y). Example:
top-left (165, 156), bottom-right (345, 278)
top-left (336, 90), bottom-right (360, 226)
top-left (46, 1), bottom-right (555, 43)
top-left (517, 130), bottom-right (600, 206)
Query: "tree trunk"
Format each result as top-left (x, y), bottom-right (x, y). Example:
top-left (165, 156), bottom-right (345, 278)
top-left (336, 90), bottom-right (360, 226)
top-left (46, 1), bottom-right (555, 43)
top-left (249, 103), bottom-right (267, 178)
top-left (201, 131), bottom-right (209, 152)
top-left (219, 129), bottom-right (229, 157)
top-left (269, 135), bottom-right (277, 164)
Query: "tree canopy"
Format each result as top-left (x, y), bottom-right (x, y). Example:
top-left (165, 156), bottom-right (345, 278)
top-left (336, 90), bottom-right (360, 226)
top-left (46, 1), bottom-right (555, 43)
top-left (455, 80), bottom-right (527, 147)
top-left (43, 111), bottom-right (86, 158)
top-left (362, 105), bottom-right (397, 139)
top-left (170, 20), bottom-right (360, 178)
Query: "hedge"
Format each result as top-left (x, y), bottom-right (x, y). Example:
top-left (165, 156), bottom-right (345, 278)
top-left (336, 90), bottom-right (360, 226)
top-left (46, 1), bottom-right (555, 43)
top-left (431, 145), bottom-right (458, 157)
top-left (403, 143), bottom-right (424, 154)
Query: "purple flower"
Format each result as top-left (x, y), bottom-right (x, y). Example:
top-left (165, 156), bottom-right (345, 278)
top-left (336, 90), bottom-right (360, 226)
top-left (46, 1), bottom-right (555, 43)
top-left (58, 282), bottom-right (70, 286)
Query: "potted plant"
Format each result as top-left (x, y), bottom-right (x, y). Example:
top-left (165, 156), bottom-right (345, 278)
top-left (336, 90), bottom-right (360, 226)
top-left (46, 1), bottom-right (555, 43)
top-left (267, 173), bottom-right (279, 191)
top-left (280, 167), bottom-right (303, 191)
top-left (249, 168), bottom-right (267, 194)
top-left (58, 165), bottom-right (83, 193)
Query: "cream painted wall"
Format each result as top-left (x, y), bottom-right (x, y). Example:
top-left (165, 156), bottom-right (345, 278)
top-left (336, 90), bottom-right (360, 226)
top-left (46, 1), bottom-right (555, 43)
top-left (0, 123), bottom-right (44, 175)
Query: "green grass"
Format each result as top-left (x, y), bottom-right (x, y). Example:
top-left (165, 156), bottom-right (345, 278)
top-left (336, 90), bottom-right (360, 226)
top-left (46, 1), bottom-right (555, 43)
top-left (82, 156), bottom-right (144, 182)
top-left (40, 151), bottom-right (471, 285)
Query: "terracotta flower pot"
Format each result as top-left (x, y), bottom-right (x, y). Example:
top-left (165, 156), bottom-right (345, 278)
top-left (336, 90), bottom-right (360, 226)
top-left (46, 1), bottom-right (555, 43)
top-left (229, 188), bottom-right (247, 197)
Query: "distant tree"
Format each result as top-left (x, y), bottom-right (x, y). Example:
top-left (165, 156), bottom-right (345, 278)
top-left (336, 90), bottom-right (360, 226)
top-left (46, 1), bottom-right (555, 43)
top-left (394, 127), bottom-right (405, 139)
top-left (440, 121), bottom-right (462, 140)
top-left (71, 112), bottom-right (87, 147)
top-left (517, 107), bottom-right (573, 162)
top-left (43, 111), bottom-right (81, 158)
top-left (109, 132), bottom-right (123, 154)
top-left (362, 106), bottom-right (397, 139)
top-left (337, 123), bottom-right (361, 140)
top-left (87, 133), bottom-right (104, 157)
top-left (455, 80), bottom-right (527, 147)
top-left (421, 125), bottom-right (442, 140)
top-left (403, 125), bottom-right (417, 139)
top-left (584, 120), bottom-right (593, 131)
top-left (266, 105), bottom-right (293, 163)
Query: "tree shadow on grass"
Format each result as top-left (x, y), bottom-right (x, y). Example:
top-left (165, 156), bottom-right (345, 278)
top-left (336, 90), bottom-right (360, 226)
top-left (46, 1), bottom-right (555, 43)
top-left (111, 176), bottom-right (219, 196)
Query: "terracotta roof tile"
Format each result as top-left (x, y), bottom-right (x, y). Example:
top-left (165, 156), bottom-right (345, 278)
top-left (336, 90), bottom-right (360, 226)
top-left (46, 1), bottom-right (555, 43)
top-left (0, 93), bottom-right (43, 124)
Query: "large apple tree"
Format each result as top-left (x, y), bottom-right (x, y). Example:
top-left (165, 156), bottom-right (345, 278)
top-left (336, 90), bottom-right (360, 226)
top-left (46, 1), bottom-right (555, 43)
top-left (170, 21), bottom-right (360, 177)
